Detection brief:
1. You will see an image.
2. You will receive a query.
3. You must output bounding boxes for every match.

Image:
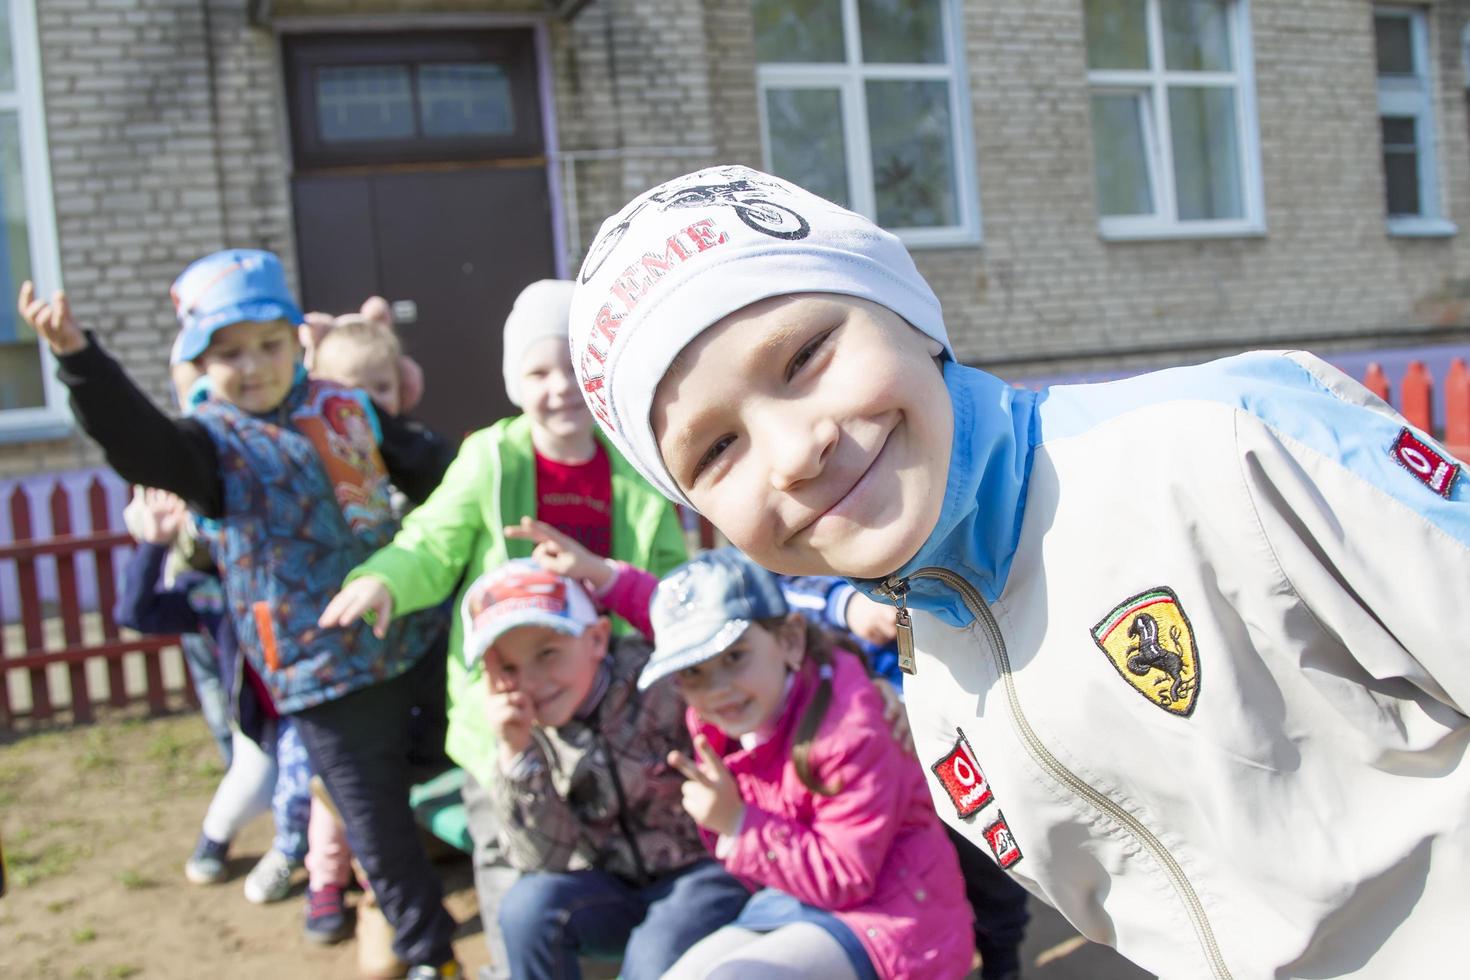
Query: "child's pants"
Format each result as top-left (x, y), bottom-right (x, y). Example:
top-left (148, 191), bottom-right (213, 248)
top-left (305, 795), bottom-right (353, 890)
top-left (291, 649), bottom-right (456, 969)
top-left (663, 923), bottom-right (861, 980)
top-left (200, 718), bottom-right (310, 861)
top-left (459, 769), bottom-right (521, 979)
top-left (948, 825), bottom-right (1030, 979)
top-left (181, 632), bottom-right (232, 766)
top-left (497, 859), bottom-right (749, 980)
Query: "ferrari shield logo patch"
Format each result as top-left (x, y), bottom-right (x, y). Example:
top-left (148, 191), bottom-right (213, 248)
top-left (1091, 587), bottom-right (1200, 717)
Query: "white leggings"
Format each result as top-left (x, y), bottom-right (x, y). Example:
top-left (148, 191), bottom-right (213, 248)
top-left (661, 923), bottom-right (861, 980)
top-left (201, 727), bottom-right (275, 844)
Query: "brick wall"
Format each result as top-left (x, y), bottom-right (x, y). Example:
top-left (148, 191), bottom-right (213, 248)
top-left (8, 0), bottom-right (1470, 478)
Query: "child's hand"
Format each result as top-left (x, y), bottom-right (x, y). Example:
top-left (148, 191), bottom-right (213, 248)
top-left (668, 734), bottom-right (745, 838)
top-left (135, 488), bottom-right (187, 546)
top-left (871, 677), bottom-right (915, 756)
top-left (488, 686), bottom-right (536, 759)
top-left (504, 517), bottom-right (616, 592)
top-left (845, 592), bottom-right (899, 646)
top-left (318, 577), bottom-right (395, 638)
top-left (17, 281), bottom-right (87, 356)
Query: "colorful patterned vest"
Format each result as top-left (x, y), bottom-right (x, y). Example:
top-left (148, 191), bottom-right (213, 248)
top-left (194, 375), bottom-right (439, 714)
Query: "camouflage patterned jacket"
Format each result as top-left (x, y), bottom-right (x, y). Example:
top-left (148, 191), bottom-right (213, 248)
top-left (488, 635), bottom-right (706, 883)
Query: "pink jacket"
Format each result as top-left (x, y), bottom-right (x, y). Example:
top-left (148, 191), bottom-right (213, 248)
top-left (691, 649), bottom-right (975, 979)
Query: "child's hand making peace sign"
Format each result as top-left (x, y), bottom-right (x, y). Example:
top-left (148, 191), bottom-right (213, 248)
top-left (505, 517), bottom-right (618, 593)
top-left (668, 733), bottom-right (746, 838)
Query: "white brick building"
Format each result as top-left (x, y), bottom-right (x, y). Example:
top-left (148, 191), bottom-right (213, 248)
top-left (2, 0), bottom-right (1469, 477)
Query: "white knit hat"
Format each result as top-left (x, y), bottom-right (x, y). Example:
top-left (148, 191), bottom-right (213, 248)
top-left (568, 165), bottom-right (952, 506)
top-left (502, 279), bottom-right (576, 407)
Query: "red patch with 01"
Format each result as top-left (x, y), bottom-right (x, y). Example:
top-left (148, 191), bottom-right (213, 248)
top-left (931, 728), bottom-right (993, 819)
top-left (983, 812), bottom-right (1023, 869)
top-left (1390, 427), bottom-right (1460, 499)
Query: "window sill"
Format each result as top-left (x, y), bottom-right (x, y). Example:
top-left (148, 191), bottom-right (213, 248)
top-left (1099, 219), bottom-right (1267, 243)
top-left (1387, 217), bottom-right (1458, 238)
top-left (895, 227), bottom-right (983, 250)
top-left (0, 411), bottom-right (74, 445)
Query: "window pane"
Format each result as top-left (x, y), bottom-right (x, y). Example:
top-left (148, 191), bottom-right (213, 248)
top-left (1374, 14), bottom-right (1416, 76)
top-left (315, 65), bottom-right (415, 143)
top-left (0, 111), bottom-right (42, 411)
top-left (1090, 93), bottom-right (1154, 216)
top-left (1162, 0), bottom-right (1232, 72)
top-left (753, 0), bottom-right (845, 64)
top-left (0, 0), bottom-right (14, 92)
top-left (865, 79), bottom-right (958, 227)
top-left (1169, 86), bottom-right (1243, 220)
top-left (418, 64), bottom-right (514, 138)
top-left (765, 88), bottom-right (851, 209)
top-left (1085, 0), bottom-right (1149, 70)
top-left (858, 0), bottom-right (945, 64)
top-left (1381, 116), bottom-right (1421, 216)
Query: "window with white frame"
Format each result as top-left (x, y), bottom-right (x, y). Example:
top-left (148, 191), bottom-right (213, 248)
top-left (1375, 7), bottom-right (1453, 235)
top-left (1083, 0), bottom-right (1263, 238)
top-left (0, 0), bottom-right (63, 436)
top-left (753, 0), bottom-right (980, 244)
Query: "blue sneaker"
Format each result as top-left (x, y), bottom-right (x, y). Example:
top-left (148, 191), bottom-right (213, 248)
top-left (303, 884), bottom-right (352, 945)
top-left (183, 833), bottom-right (229, 884)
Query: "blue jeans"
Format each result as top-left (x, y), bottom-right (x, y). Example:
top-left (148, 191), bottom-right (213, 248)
top-left (500, 860), bottom-right (750, 980)
top-left (181, 632), bottom-right (232, 766)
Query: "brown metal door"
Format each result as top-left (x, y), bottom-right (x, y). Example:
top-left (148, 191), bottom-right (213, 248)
top-left (285, 30), bottom-right (555, 438)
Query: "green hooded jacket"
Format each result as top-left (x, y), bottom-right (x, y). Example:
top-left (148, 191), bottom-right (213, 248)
top-left (346, 414), bottom-right (688, 786)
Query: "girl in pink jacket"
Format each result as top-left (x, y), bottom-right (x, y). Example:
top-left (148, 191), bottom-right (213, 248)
top-left (643, 547), bottom-right (975, 980)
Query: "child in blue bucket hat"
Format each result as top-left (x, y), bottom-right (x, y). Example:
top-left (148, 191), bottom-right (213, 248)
top-left (20, 253), bottom-right (463, 978)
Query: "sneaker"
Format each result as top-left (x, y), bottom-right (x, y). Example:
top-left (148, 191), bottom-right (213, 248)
top-left (302, 883), bottom-right (352, 944)
top-left (406, 964), bottom-right (463, 980)
top-left (183, 834), bottom-right (229, 885)
top-left (242, 848), bottom-right (300, 904)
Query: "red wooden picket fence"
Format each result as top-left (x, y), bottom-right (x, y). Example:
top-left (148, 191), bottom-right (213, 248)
top-left (2, 354), bottom-right (1468, 731)
top-left (0, 478), bottom-right (188, 731)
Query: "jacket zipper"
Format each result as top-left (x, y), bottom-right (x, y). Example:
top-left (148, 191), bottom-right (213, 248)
top-left (878, 568), bottom-right (1232, 980)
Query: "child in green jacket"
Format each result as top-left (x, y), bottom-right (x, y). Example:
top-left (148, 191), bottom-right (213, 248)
top-left (320, 279), bottom-right (687, 977)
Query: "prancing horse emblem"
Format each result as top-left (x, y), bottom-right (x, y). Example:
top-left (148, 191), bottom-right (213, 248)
top-left (1091, 587), bottom-right (1200, 717)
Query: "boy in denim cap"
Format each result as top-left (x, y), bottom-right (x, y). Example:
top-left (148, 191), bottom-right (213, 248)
top-left (567, 165), bottom-right (1470, 978)
top-left (20, 252), bottom-right (461, 978)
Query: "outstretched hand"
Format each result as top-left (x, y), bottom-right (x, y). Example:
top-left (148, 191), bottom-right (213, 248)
top-left (668, 733), bottom-right (745, 837)
top-left (18, 281), bottom-right (87, 356)
top-left (135, 488), bottom-right (188, 546)
top-left (318, 577), bottom-right (394, 638)
top-left (504, 517), bottom-right (615, 591)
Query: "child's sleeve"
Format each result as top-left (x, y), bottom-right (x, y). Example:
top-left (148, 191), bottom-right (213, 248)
top-left (780, 576), bottom-right (856, 633)
top-left (373, 404), bottom-right (458, 506)
top-left (484, 741), bottom-right (584, 873)
top-left (599, 562), bottom-right (659, 641)
top-left (720, 684), bottom-right (904, 910)
top-left (114, 542), bottom-right (200, 635)
top-left (646, 500), bottom-right (690, 577)
top-left (346, 430), bottom-right (492, 617)
top-left (1236, 361), bottom-right (1470, 715)
top-left (55, 336), bottom-right (224, 517)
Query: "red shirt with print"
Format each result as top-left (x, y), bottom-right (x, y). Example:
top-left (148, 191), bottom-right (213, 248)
top-left (535, 442), bottom-right (613, 558)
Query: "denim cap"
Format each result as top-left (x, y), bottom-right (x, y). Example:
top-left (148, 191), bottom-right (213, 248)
top-left (169, 249), bottom-right (305, 364)
top-left (638, 546), bottom-right (789, 690)
top-left (461, 559), bottom-right (600, 670)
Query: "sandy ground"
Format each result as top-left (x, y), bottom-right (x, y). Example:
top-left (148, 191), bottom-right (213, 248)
top-left (0, 712), bottom-right (1149, 980)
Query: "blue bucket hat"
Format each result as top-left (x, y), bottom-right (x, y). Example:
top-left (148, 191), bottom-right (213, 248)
top-left (169, 249), bottom-right (304, 364)
top-left (638, 547), bottom-right (789, 690)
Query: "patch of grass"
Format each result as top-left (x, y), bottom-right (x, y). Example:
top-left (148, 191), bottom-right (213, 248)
top-left (45, 897), bottom-right (77, 914)
top-left (74, 729), bottom-right (116, 773)
top-left (72, 926), bottom-right (96, 944)
top-left (0, 759), bottom-right (35, 807)
top-left (116, 868), bottom-right (156, 891)
top-left (71, 967), bottom-right (96, 980)
top-left (105, 966), bottom-right (141, 979)
top-left (8, 836), bottom-right (80, 887)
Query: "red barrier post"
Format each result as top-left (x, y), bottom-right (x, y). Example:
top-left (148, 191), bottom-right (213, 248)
top-left (90, 480), bottom-right (129, 708)
top-left (50, 485), bottom-right (92, 724)
top-left (1363, 362), bottom-right (1391, 402)
top-left (1400, 361), bottom-right (1433, 434)
top-left (9, 486), bottom-right (51, 722)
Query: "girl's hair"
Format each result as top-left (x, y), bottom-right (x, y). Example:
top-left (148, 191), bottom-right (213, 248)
top-left (754, 614), bottom-right (841, 797)
top-left (314, 314), bottom-right (402, 369)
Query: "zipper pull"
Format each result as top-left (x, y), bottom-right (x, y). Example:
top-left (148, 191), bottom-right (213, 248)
top-left (879, 576), bottom-right (917, 676)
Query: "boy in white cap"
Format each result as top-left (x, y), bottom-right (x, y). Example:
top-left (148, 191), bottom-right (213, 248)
top-left (455, 559), bottom-right (748, 980)
top-left (20, 251), bottom-right (462, 978)
top-left (567, 165), bottom-right (1470, 978)
top-left (320, 278), bottom-right (688, 977)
